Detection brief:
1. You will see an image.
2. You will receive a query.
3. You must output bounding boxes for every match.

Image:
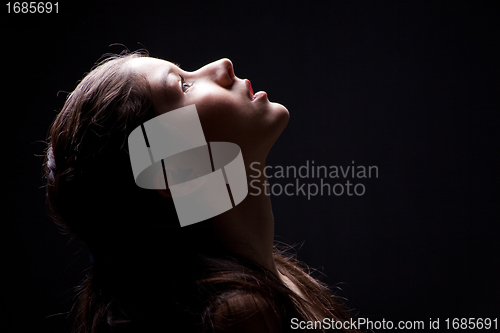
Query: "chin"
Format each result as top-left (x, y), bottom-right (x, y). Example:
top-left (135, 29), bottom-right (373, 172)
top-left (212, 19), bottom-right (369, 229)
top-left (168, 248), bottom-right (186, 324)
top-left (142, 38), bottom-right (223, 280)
top-left (242, 102), bottom-right (289, 158)
top-left (258, 102), bottom-right (288, 149)
top-left (271, 102), bottom-right (290, 130)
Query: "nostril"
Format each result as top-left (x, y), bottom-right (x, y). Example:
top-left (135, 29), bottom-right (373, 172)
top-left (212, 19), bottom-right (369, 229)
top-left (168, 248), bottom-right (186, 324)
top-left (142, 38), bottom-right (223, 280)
top-left (215, 59), bottom-right (234, 86)
top-left (227, 63), bottom-right (235, 79)
top-left (219, 58), bottom-right (235, 78)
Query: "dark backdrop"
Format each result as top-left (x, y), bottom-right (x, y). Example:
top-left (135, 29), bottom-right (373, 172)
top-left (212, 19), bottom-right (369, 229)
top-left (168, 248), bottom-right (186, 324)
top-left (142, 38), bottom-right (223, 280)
top-left (3, 1), bottom-right (499, 332)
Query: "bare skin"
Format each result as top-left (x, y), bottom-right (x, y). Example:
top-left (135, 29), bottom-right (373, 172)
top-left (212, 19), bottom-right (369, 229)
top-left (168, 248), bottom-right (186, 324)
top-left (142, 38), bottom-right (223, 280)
top-left (127, 57), bottom-right (291, 285)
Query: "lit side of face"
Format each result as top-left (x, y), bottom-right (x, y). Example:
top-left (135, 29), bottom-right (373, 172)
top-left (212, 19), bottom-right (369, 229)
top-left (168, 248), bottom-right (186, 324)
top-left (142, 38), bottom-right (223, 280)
top-left (128, 57), bottom-right (289, 163)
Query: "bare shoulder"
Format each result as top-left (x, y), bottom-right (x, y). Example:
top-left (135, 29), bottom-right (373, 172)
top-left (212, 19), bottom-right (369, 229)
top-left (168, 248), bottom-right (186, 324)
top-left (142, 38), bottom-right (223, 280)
top-left (213, 291), bottom-right (282, 333)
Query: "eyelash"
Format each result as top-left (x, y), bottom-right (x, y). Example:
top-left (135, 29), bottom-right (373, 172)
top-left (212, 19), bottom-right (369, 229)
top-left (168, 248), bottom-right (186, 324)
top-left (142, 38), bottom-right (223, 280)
top-left (179, 74), bottom-right (192, 92)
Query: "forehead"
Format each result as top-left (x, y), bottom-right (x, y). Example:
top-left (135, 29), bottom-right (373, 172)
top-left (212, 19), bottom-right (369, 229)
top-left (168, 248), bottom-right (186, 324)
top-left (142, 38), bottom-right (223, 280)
top-left (128, 57), bottom-right (173, 84)
top-left (128, 56), bottom-right (178, 97)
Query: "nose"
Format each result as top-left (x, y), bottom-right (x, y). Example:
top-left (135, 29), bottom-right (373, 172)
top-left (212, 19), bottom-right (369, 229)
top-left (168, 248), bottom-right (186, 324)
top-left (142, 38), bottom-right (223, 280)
top-left (199, 58), bottom-right (235, 87)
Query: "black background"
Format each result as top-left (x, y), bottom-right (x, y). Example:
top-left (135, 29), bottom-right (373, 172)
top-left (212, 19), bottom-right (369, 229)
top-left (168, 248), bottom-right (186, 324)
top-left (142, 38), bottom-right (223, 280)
top-left (3, 1), bottom-right (499, 332)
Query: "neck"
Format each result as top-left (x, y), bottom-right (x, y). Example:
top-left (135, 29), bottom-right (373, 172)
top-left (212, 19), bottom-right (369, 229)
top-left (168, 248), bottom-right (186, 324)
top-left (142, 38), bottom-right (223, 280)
top-left (210, 157), bottom-right (279, 276)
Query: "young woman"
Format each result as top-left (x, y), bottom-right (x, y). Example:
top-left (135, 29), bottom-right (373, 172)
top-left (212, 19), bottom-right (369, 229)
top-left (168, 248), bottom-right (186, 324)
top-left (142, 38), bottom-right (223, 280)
top-left (44, 51), bottom-right (360, 332)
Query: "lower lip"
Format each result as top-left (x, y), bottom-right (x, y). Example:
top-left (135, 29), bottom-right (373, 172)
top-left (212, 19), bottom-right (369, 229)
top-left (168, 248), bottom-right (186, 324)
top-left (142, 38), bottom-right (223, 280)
top-left (252, 91), bottom-right (267, 101)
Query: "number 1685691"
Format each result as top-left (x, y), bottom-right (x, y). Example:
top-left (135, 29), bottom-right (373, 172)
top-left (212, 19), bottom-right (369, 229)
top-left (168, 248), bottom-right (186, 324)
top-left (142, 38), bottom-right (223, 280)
top-left (6, 2), bottom-right (59, 14)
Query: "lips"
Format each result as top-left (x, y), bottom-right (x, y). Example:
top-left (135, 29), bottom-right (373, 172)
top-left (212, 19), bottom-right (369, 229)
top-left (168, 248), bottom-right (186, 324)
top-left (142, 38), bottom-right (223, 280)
top-left (252, 91), bottom-right (267, 100)
top-left (245, 79), bottom-right (254, 99)
top-left (245, 79), bottom-right (268, 101)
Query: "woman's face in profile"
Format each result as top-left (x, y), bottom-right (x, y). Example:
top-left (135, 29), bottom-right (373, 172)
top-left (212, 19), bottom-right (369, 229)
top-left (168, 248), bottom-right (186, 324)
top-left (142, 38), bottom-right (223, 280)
top-left (128, 57), bottom-right (289, 161)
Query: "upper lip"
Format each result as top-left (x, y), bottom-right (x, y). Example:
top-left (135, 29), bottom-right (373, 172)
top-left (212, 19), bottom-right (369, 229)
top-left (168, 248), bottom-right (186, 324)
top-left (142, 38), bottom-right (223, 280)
top-left (245, 79), bottom-right (254, 100)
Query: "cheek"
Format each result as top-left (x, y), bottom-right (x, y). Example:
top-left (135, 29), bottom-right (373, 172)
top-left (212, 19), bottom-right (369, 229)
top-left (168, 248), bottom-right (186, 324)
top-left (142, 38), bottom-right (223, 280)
top-left (192, 91), bottom-right (251, 140)
top-left (194, 88), bottom-right (245, 115)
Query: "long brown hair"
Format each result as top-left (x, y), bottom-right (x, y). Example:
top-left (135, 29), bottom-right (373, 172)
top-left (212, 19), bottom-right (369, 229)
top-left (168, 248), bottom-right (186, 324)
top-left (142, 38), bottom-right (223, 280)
top-left (44, 52), bottom-right (360, 332)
